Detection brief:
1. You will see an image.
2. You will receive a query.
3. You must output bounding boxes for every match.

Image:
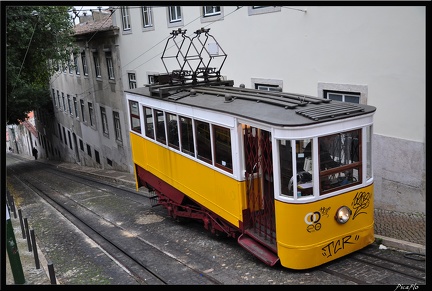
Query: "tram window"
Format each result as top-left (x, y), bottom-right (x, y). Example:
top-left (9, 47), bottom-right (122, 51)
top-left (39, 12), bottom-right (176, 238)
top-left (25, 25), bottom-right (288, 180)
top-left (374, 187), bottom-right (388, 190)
top-left (143, 106), bottom-right (154, 139)
top-left (154, 109), bottom-right (166, 144)
top-left (129, 101), bottom-right (141, 133)
top-left (195, 120), bottom-right (212, 164)
top-left (281, 139), bottom-right (314, 197)
top-left (279, 140), bottom-right (293, 196)
top-left (166, 112), bottom-right (179, 150)
top-left (319, 129), bottom-right (362, 194)
top-left (213, 125), bottom-right (232, 173)
top-left (180, 116), bottom-right (194, 156)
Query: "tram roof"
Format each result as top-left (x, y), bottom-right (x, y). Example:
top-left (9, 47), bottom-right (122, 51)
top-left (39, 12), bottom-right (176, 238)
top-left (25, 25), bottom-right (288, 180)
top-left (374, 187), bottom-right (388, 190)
top-left (125, 81), bottom-right (376, 127)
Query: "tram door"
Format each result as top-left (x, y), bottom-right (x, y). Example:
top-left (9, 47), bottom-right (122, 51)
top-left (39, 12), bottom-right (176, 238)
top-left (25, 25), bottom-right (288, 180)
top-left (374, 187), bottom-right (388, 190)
top-left (243, 125), bottom-right (276, 244)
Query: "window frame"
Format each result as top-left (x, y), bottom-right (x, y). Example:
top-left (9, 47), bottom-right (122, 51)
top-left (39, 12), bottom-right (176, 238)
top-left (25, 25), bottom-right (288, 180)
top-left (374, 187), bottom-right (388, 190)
top-left (93, 52), bottom-right (101, 78)
top-left (67, 94), bottom-right (72, 115)
top-left (113, 111), bottom-right (122, 142)
top-left (129, 100), bottom-right (141, 134)
top-left (62, 93), bottom-right (66, 111)
top-left (203, 6), bottom-right (221, 17)
top-left (52, 89), bottom-right (56, 107)
top-left (201, 6), bottom-right (224, 23)
top-left (88, 102), bottom-right (95, 127)
top-left (213, 124), bottom-right (232, 173)
top-left (80, 100), bottom-right (86, 122)
top-left (81, 52), bottom-right (88, 76)
top-left (248, 6), bottom-right (282, 16)
top-left (57, 90), bottom-right (61, 109)
top-left (180, 115), bottom-right (195, 157)
top-left (106, 52), bottom-right (115, 80)
top-left (74, 54), bottom-right (80, 75)
top-left (128, 72), bottom-right (137, 89)
top-left (195, 120), bottom-right (213, 165)
top-left (141, 6), bottom-right (154, 30)
top-left (318, 130), bottom-right (362, 195)
top-left (166, 112), bottom-right (180, 150)
top-left (324, 90), bottom-right (361, 104)
top-left (167, 6), bottom-right (184, 27)
top-left (121, 6), bottom-right (131, 32)
top-left (100, 106), bottom-right (109, 136)
top-left (143, 106), bottom-right (154, 139)
top-left (154, 109), bottom-right (166, 144)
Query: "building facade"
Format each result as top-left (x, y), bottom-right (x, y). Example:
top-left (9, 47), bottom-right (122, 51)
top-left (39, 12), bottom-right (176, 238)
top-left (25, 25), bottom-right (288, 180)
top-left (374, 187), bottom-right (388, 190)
top-left (111, 6), bottom-right (425, 214)
top-left (45, 10), bottom-right (133, 172)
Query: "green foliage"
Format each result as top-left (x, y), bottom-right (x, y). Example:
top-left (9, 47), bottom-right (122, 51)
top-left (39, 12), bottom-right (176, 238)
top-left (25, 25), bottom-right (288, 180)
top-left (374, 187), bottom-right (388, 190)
top-left (6, 6), bottom-right (78, 124)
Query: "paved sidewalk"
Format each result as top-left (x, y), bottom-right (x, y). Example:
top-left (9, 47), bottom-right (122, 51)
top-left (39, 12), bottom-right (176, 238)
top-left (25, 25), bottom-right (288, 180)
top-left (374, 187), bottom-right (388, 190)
top-left (5, 154), bottom-right (426, 285)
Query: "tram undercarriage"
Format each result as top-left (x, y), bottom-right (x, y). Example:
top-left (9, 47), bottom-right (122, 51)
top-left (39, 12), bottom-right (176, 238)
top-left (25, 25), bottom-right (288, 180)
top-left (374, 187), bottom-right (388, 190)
top-left (135, 164), bottom-right (280, 266)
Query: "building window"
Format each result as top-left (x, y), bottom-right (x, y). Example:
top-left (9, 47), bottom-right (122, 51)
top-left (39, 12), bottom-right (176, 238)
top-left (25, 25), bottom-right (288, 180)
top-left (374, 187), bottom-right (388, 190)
top-left (121, 6), bottom-right (131, 31)
top-left (203, 6), bottom-right (221, 17)
top-left (67, 94), bottom-right (72, 115)
top-left (142, 6), bottom-right (153, 28)
top-left (255, 83), bottom-right (282, 92)
top-left (318, 83), bottom-right (367, 104)
top-left (67, 130), bottom-right (72, 150)
top-left (63, 127), bottom-right (67, 145)
top-left (324, 90), bottom-right (360, 104)
top-left (58, 123), bottom-right (62, 141)
top-left (201, 6), bottom-right (223, 23)
top-left (79, 139), bottom-right (84, 151)
top-left (128, 73), bottom-right (137, 89)
top-left (93, 52), bottom-right (101, 78)
top-left (252, 78), bottom-right (283, 92)
top-left (73, 96), bottom-right (79, 118)
top-left (148, 75), bottom-right (156, 84)
top-left (81, 52), bottom-right (88, 76)
top-left (74, 54), bottom-right (80, 75)
top-left (248, 6), bottom-right (282, 16)
top-left (80, 100), bottom-right (86, 122)
top-left (113, 111), bottom-right (122, 142)
top-left (100, 106), bottom-right (109, 136)
top-left (95, 150), bottom-right (100, 164)
top-left (62, 93), bottom-right (66, 111)
top-left (107, 158), bottom-right (113, 167)
top-left (129, 100), bottom-right (141, 133)
top-left (169, 6), bottom-right (181, 22)
top-left (87, 144), bottom-right (92, 157)
top-left (106, 52), bottom-right (115, 80)
top-left (168, 6), bottom-right (182, 25)
top-left (57, 90), bottom-right (61, 108)
top-left (52, 89), bottom-right (56, 106)
top-left (88, 102), bottom-right (95, 126)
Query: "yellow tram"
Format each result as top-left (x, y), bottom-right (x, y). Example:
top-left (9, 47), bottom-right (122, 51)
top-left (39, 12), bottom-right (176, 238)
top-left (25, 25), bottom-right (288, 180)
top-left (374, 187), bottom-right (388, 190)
top-left (125, 28), bottom-right (376, 269)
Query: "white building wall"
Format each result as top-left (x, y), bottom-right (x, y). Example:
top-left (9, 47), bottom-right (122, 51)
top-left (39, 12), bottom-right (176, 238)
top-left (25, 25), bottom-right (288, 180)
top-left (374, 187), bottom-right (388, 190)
top-left (114, 6), bottom-right (425, 214)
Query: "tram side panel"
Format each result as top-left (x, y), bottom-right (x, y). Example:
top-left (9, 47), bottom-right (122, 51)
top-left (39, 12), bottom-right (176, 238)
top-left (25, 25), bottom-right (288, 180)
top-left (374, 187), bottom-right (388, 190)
top-left (274, 184), bottom-right (374, 269)
top-left (130, 132), bottom-right (247, 228)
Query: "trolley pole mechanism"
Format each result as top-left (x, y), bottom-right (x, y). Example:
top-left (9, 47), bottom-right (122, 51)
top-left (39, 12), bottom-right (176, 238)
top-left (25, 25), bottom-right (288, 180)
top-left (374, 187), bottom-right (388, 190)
top-left (6, 205), bottom-right (26, 284)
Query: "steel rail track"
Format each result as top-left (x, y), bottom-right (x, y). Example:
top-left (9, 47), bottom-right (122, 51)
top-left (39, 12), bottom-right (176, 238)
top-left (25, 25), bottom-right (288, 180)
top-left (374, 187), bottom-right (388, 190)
top-left (7, 160), bottom-right (223, 285)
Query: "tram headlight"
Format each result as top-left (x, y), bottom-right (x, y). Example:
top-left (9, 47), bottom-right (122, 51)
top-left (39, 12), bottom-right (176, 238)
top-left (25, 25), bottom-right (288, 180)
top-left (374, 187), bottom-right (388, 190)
top-left (335, 206), bottom-right (352, 224)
